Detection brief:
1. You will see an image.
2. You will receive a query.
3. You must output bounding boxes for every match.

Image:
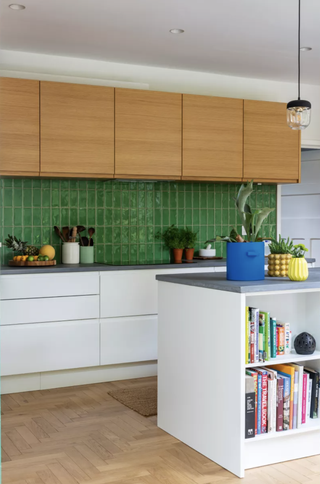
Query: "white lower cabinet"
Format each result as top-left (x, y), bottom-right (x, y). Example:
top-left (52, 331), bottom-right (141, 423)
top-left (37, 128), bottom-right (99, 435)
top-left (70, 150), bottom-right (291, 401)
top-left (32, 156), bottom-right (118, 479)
top-left (100, 316), bottom-right (158, 365)
top-left (1, 319), bottom-right (99, 376)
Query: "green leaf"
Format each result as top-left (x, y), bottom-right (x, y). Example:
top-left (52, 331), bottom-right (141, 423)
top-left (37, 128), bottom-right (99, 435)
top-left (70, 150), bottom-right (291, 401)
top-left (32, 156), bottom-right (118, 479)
top-left (253, 207), bottom-right (274, 241)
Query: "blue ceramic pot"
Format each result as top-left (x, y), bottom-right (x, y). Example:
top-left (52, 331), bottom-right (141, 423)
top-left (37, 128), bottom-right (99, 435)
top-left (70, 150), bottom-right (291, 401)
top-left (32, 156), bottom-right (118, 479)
top-left (226, 242), bottom-right (265, 281)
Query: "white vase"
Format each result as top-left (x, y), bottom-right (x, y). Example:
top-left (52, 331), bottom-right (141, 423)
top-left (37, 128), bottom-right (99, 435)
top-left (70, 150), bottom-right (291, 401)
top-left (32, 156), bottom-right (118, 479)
top-left (62, 242), bottom-right (80, 264)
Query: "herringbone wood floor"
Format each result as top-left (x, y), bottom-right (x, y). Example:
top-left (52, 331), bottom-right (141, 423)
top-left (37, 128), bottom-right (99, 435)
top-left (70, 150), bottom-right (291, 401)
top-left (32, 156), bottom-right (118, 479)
top-left (2, 376), bottom-right (320, 484)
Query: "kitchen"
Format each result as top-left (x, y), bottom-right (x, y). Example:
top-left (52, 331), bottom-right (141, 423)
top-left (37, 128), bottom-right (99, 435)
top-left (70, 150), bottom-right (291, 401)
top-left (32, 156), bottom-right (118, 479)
top-left (1, 0), bottom-right (320, 482)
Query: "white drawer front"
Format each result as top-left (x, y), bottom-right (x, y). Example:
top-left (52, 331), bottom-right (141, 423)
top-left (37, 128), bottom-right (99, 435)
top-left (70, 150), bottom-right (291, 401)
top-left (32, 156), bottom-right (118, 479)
top-left (1, 295), bottom-right (99, 326)
top-left (1, 320), bottom-right (99, 376)
top-left (100, 267), bottom-right (215, 318)
top-left (0, 272), bottom-right (99, 300)
top-left (100, 316), bottom-right (158, 365)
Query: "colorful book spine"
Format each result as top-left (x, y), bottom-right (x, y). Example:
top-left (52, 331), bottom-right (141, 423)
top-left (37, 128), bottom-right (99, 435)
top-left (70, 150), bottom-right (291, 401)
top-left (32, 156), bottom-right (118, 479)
top-left (253, 308), bottom-right (260, 364)
top-left (302, 372), bottom-right (308, 424)
top-left (257, 372), bottom-right (262, 434)
top-left (259, 313), bottom-right (265, 362)
top-left (270, 364), bottom-right (295, 429)
top-left (257, 369), bottom-right (268, 433)
top-left (261, 312), bottom-right (271, 361)
top-left (277, 325), bottom-right (285, 355)
top-left (270, 317), bottom-right (277, 358)
top-left (292, 371), bottom-right (298, 429)
top-left (277, 377), bottom-right (284, 431)
top-left (279, 374), bottom-right (290, 430)
top-left (305, 368), bottom-right (320, 419)
top-left (246, 370), bottom-right (258, 435)
top-left (307, 375), bottom-right (312, 419)
top-left (289, 364), bottom-right (304, 428)
top-left (245, 307), bottom-right (249, 364)
top-left (284, 323), bottom-right (291, 354)
top-left (245, 375), bottom-right (256, 439)
top-left (250, 319), bottom-right (255, 364)
top-left (276, 327), bottom-right (279, 355)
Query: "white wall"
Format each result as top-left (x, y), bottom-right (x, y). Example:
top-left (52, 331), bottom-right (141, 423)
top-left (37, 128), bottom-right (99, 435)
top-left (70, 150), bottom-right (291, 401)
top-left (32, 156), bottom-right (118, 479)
top-left (1, 49), bottom-right (320, 147)
top-left (281, 150), bottom-right (320, 266)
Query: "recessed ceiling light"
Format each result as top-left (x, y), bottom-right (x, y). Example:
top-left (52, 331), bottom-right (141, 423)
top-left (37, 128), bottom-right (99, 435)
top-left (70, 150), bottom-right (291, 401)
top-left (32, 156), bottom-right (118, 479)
top-left (169, 29), bottom-right (184, 34)
top-left (9, 4), bottom-right (25, 10)
top-left (300, 46), bottom-right (312, 51)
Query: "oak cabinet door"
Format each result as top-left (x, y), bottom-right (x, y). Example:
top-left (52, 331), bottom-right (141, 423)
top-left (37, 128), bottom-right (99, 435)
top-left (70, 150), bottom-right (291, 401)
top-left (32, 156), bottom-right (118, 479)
top-left (244, 100), bottom-right (300, 183)
top-left (115, 89), bottom-right (182, 178)
top-left (183, 95), bottom-right (243, 181)
top-left (0, 78), bottom-right (39, 176)
top-left (40, 82), bottom-right (114, 177)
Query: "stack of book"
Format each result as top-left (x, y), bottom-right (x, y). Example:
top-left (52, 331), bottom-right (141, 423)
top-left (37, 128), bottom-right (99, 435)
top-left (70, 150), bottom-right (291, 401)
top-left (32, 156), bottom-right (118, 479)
top-left (245, 364), bottom-right (320, 439)
top-left (245, 307), bottom-right (291, 364)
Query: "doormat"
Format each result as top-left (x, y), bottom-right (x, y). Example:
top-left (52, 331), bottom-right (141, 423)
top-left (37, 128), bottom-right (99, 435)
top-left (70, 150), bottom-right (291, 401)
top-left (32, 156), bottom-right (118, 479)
top-left (108, 384), bottom-right (157, 417)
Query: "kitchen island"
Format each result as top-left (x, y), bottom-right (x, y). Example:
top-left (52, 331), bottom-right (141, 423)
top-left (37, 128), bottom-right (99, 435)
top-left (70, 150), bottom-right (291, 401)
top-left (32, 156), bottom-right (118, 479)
top-left (156, 269), bottom-right (320, 478)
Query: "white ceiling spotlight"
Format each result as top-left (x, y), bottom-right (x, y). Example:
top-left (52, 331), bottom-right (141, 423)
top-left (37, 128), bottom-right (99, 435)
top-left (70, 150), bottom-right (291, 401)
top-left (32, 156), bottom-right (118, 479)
top-left (9, 4), bottom-right (25, 9)
top-left (169, 29), bottom-right (184, 34)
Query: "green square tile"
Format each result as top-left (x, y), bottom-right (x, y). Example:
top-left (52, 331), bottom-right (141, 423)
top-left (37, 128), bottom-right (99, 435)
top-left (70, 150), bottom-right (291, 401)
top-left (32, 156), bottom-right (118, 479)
top-left (122, 244), bottom-right (129, 262)
top-left (24, 227), bottom-right (32, 243)
top-left (147, 226), bottom-right (154, 243)
top-left (155, 244), bottom-right (162, 261)
top-left (138, 244), bottom-right (146, 262)
top-left (170, 192), bottom-right (177, 209)
top-left (105, 227), bottom-right (112, 244)
top-left (178, 192), bottom-right (184, 209)
top-left (222, 208), bottom-right (228, 225)
top-left (32, 180), bottom-right (41, 189)
top-left (105, 245), bottom-right (113, 264)
top-left (42, 189), bottom-right (50, 208)
top-left (23, 189), bottom-right (32, 207)
top-left (214, 192), bottom-right (221, 208)
top-left (41, 180), bottom-right (50, 189)
top-left (200, 192), bottom-right (207, 208)
top-left (113, 209), bottom-right (121, 225)
top-left (61, 180), bottom-right (69, 190)
top-left (13, 227), bottom-right (22, 239)
top-left (200, 226), bottom-right (207, 243)
top-left (88, 190), bottom-right (95, 208)
top-left (52, 208), bottom-right (60, 226)
top-left (33, 189), bottom-right (41, 207)
top-left (122, 191), bottom-right (129, 208)
top-left (51, 180), bottom-right (60, 190)
top-left (163, 209), bottom-right (169, 226)
top-left (138, 209), bottom-right (145, 225)
top-left (130, 244), bottom-right (138, 263)
top-left (208, 209), bottom-right (214, 225)
top-left (14, 208), bottom-right (22, 226)
top-left (138, 226), bottom-right (146, 243)
top-left (14, 179), bottom-right (22, 188)
top-left (87, 180), bottom-right (96, 190)
top-left (70, 190), bottom-right (78, 207)
top-left (113, 227), bottom-right (121, 244)
top-left (155, 209), bottom-right (161, 226)
top-left (146, 191), bottom-right (153, 209)
top-left (88, 209), bottom-right (95, 226)
top-left (113, 245), bottom-right (121, 263)
top-left (60, 190), bottom-right (69, 207)
top-left (95, 227), bottom-right (105, 244)
top-left (97, 209), bottom-right (104, 226)
top-left (33, 208), bottom-right (41, 226)
top-left (147, 244), bottom-right (154, 261)
top-left (122, 209), bottom-right (129, 225)
top-left (162, 192), bottom-right (169, 209)
top-left (42, 208), bottom-right (50, 226)
top-left (70, 208), bottom-right (78, 227)
top-left (96, 246), bottom-right (104, 263)
top-left (113, 191), bottom-right (121, 208)
top-left (69, 180), bottom-right (79, 189)
top-left (97, 190), bottom-right (104, 208)
top-left (222, 192), bottom-right (229, 207)
top-left (14, 189), bottom-right (22, 207)
top-left (138, 191), bottom-right (145, 209)
top-left (146, 209), bottom-right (153, 226)
top-left (23, 208), bottom-right (32, 226)
top-left (33, 227), bottom-right (41, 245)
top-left (169, 210), bottom-right (177, 225)
top-left (193, 210), bottom-right (199, 225)
top-left (215, 210), bottom-right (222, 225)
top-left (4, 179), bottom-right (12, 188)
top-left (130, 209), bottom-right (137, 225)
top-left (129, 191), bottom-right (137, 209)
top-left (186, 209), bottom-right (192, 226)
top-left (105, 208), bottom-right (112, 225)
top-left (105, 192), bottom-right (112, 208)
top-left (79, 191), bottom-right (87, 208)
top-left (178, 209), bottom-right (184, 225)
top-left (207, 226), bottom-right (215, 240)
top-left (4, 188), bottom-right (12, 207)
top-left (130, 226), bottom-right (138, 244)
top-left (42, 227), bottom-right (51, 245)
top-left (122, 226), bottom-right (129, 244)
top-left (200, 209), bottom-right (207, 225)
top-left (208, 192), bottom-right (214, 207)
top-left (192, 192), bottom-right (199, 209)
top-left (52, 190), bottom-right (59, 208)
top-left (23, 179), bottom-right (32, 189)
top-left (79, 209), bottom-right (87, 226)
top-left (61, 208), bottom-right (69, 227)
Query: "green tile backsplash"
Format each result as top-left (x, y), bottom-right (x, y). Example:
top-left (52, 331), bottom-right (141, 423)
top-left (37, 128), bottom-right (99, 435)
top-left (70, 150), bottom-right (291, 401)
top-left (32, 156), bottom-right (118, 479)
top-left (0, 178), bottom-right (277, 265)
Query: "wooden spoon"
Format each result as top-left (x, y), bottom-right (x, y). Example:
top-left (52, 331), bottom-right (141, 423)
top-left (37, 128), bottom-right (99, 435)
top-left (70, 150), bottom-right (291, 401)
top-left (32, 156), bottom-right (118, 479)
top-left (54, 226), bottom-right (66, 243)
top-left (88, 227), bottom-right (95, 247)
top-left (77, 225), bottom-right (86, 247)
top-left (62, 226), bottom-right (70, 243)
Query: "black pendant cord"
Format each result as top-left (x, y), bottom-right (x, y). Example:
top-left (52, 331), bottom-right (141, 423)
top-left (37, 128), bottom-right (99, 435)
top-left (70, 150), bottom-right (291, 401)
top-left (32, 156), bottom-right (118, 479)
top-left (298, 0), bottom-right (301, 100)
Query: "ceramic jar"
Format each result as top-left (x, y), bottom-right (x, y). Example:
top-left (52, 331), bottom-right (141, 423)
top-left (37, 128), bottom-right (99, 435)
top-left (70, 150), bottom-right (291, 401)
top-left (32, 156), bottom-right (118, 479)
top-left (268, 253), bottom-right (292, 277)
top-left (288, 257), bottom-right (309, 281)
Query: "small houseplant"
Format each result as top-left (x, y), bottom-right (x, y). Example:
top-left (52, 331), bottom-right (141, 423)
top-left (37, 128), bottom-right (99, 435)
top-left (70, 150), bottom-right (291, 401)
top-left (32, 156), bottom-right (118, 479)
top-left (183, 227), bottom-right (198, 261)
top-left (288, 243), bottom-right (309, 281)
top-left (206, 181), bottom-right (274, 281)
top-left (267, 235), bottom-right (293, 277)
top-left (156, 225), bottom-right (186, 264)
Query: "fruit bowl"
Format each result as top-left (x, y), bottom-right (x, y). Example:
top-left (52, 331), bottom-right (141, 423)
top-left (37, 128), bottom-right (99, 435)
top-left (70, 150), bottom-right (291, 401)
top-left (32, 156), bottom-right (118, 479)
top-left (9, 260), bottom-right (57, 267)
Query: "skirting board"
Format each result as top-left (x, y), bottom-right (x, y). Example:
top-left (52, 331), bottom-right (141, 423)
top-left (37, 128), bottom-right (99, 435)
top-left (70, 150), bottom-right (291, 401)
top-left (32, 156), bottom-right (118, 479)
top-left (1, 361), bottom-right (158, 394)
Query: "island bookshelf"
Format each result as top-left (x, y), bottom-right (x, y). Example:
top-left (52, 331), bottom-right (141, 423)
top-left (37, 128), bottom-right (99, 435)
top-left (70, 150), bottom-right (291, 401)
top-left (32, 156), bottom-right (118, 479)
top-left (157, 278), bottom-right (320, 478)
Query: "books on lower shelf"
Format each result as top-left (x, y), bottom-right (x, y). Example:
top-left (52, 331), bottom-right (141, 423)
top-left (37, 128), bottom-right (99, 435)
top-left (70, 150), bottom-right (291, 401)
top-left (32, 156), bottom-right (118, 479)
top-left (245, 363), bottom-right (320, 439)
top-left (245, 307), bottom-right (292, 364)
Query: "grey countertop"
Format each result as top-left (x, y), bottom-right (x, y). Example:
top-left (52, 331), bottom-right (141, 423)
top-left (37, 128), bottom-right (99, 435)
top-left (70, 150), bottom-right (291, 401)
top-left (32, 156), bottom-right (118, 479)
top-left (1, 257), bottom-right (315, 276)
top-left (156, 267), bottom-right (320, 293)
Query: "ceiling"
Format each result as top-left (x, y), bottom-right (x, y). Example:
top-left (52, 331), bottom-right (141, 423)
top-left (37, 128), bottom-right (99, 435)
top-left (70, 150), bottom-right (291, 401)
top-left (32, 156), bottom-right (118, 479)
top-left (1, 0), bottom-right (319, 84)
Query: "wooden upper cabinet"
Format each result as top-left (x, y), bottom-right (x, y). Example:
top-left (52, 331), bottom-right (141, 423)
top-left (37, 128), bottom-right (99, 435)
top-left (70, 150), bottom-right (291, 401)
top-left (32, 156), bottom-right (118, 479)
top-left (183, 95), bottom-right (243, 181)
top-left (40, 82), bottom-right (114, 177)
top-left (115, 89), bottom-right (182, 179)
top-left (244, 100), bottom-right (300, 183)
top-left (0, 78), bottom-right (40, 176)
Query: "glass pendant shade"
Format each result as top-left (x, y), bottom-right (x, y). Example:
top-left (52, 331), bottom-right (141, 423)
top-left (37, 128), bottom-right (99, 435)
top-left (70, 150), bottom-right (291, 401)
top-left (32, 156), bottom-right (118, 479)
top-left (287, 99), bottom-right (311, 130)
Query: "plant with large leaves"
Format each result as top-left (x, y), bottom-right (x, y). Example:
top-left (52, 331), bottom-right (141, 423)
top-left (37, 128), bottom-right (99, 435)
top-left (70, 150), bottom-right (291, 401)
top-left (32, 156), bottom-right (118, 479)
top-left (206, 180), bottom-right (274, 244)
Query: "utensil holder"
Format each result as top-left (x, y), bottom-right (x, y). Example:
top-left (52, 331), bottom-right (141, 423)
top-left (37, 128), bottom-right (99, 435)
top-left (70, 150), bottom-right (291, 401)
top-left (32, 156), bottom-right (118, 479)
top-left (80, 246), bottom-right (94, 264)
top-left (62, 242), bottom-right (80, 264)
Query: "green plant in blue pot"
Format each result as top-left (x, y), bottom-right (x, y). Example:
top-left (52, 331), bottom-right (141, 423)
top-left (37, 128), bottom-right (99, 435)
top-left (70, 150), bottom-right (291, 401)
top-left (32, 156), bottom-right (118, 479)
top-left (206, 181), bottom-right (274, 281)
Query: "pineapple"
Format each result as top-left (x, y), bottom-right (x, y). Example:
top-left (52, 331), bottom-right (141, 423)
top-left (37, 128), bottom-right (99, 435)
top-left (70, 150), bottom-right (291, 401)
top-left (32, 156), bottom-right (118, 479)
top-left (24, 245), bottom-right (40, 256)
top-left (4, 234), bottom-right (27, 254)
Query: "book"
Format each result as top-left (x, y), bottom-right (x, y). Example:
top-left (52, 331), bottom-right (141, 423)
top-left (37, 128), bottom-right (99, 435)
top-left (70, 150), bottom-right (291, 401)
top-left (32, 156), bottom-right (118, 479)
top-left (270, 364), bottom-right (295, 429)
top-left (302, 372), bottom-right (308, 424)
top-left (276, 326), bottom-right (279, 355)
top-left (261, 311), bottom-right (270, 361)
top-left (257, 372), bottom-right (262, 434)
top-left (305, 368), bottom-right (320, 419)
top-left (307, 374), bottom-right (312, 419)
top-left (277, 325), bottom-right (285, 355)
top-left (259, 313), bottom-right (265, 362)
top-left (257, 368), bottom-right (268, 433)
top-left (270, 317), bottom-right (277, 359)
top-left (292, 370), bottom-right (298, 429)
top-left (276, 372), bottom-right (290, 430)
top-left (246, 369), bottom-right (258, 435)
top-left (289, 364), bottom-right (304, 428)
top-left (263, 367), bottom-right (277, 433)
top-left (250, 319), bottom-right (255, 364)
top-left (283, 323), bottom-right (291, 355)
top-left (250, 308), bottom-right (260, 364)
top-left (245, 375), bottom-right (256, 439)
top-left (276, 376), bottom-right (284, 431)
top-left (245, 307), bottom-right (249, 364)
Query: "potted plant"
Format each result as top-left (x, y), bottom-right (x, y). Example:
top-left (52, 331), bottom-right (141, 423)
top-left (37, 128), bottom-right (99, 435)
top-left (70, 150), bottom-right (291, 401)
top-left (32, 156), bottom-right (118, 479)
top-left (183, 227), bottom-right (198, 261)
top-left (156, 225), bottom-right (186, 264)
top-left (206, 181), bottom-right (274, 281)
top-left (288, 243), bottom-right (309, 281)
top-left (267, 235), bottom-right (293, 277)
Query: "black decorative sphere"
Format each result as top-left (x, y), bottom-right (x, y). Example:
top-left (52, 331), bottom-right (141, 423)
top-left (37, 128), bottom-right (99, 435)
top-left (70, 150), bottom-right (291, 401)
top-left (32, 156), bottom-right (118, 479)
top-left (294, 332), bottom-right (316, 355)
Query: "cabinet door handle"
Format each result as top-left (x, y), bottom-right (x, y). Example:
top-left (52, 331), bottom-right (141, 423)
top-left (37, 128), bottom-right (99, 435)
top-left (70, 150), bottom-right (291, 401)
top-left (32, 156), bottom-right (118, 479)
top-left (247, 251), bottom-right (258, 257)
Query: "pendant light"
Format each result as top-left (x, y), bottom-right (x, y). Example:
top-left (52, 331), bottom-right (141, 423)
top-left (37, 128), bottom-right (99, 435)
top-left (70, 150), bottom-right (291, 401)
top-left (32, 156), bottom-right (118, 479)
top-left (287, 0), bottom-right (311, 130)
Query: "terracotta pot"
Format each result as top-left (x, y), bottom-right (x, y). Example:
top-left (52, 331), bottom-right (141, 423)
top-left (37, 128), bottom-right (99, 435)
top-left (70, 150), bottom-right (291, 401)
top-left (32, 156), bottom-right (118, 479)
top-left (173, 248), bottom-right (183, 264)
top-left (185, 248), bottom-right (195, 261)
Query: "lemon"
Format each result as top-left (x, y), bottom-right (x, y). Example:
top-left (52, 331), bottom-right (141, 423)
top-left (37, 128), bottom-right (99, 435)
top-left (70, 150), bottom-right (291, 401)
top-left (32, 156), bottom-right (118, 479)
top-left (39, 245), bottom-right (55, 261)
